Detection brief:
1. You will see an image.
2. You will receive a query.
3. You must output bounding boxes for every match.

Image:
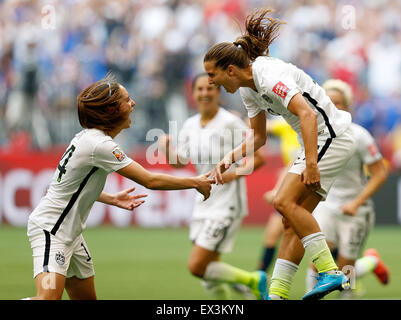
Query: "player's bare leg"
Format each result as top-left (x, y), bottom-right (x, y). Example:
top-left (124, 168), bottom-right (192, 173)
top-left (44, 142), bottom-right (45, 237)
top-left (30, 272), bottom-right (66, 300)
top-left (188, 245), bottom-right (268, 300)
top-left (65, 276), bottom-right (97, 300)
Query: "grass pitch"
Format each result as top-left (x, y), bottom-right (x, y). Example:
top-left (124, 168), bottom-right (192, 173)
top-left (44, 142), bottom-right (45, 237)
top-left (0, 225), bottom-right (400, 300)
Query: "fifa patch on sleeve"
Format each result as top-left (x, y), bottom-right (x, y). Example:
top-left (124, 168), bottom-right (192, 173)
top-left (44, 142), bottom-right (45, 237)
top-left (112, 147), bottom-right (126, 161)
top-left (273, 81), bottom-right (290, 98)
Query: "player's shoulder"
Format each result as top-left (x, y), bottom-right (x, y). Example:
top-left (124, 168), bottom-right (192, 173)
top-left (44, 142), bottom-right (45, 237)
top-left (253, 56), bottom-right (291, 72)
top-left (75, 128), bottom-right (110, 141)
top-left (182, 113), bottom-right (200, 128)
top-left (218, 108), bottom-right (247, 127)
top-left (350, 122), bottom-right (374, 140)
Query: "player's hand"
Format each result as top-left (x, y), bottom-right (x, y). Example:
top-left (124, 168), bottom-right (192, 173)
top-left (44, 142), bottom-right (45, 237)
top-left (301, 164), bottom-right (321, 191)
top-left (209, 153), bottom-right (233, 185)
top-left (113, 186), bottom-right (147, 210)
top-left (195, 173), bottom-right (215, 201)
top-left (341, 201), bottom-right (359, 216)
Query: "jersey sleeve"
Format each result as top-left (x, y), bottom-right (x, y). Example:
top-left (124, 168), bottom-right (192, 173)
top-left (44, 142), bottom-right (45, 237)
top-left (356, 126), bottom-right (382, 165)
top-left (92, 139), bottom-right (133, 173)
top-left (240, 88), bottom-right (263, 119)
top-left (254, 60), bottom-right (301, 109)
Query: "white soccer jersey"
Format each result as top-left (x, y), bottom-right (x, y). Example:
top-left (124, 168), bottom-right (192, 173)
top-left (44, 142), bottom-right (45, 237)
top-left (324, 123), bottom-right (382, 205)
top-left (28, 128), bottom-right (133, 243)
top-left (177, 108), bottom-right (248, 219)
top-left (240, 56), bottom-right (352, 147)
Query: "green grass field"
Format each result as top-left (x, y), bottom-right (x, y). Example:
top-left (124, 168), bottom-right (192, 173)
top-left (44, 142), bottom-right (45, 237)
top-left (1, 225), bottom-right (400, 300)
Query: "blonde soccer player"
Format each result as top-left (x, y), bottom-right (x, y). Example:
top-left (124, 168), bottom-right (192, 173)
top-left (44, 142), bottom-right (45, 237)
top-left (158, 73), bottom-right (267, 300)
top-left (305, 79), bottom-right (389, 297)
top-left (25, 73), bottom-right (213, 300)
top-left (204, 9), bottom-right (357, 300)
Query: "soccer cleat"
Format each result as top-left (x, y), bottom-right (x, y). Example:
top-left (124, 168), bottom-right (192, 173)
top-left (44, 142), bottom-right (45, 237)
top-left (364, 248), bottom-right (390, 285)
top-left (249, 271), bottom-right (269, 300)
top-left (302, 270), bottom-right (350, 300)
top-left (231, 283), bottom-right (257, 300)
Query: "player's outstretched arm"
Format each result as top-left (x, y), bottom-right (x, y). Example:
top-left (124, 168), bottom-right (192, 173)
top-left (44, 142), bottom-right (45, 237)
top-left (98, 187), bottom-right (148, 211)
top-left (117, 161), bottom-right (214, 200)
top-left (341, 159), bottom-right (388, 216)
top-left (221, 148), bottom-right (266, 184)
top-left (210, 111), bottom-right (267, 184)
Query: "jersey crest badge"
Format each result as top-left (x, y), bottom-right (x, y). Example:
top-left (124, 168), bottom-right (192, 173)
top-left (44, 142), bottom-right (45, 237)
top-left (112, 147), bottom-right (126, 161)
top-left (55, 251), bottom-right (65, 265)
top-left (273, 81), bottom-right (289, 98)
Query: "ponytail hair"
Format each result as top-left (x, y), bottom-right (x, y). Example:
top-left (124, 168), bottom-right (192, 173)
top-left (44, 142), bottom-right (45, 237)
top-left (204, 9), bottom-right (284, 69)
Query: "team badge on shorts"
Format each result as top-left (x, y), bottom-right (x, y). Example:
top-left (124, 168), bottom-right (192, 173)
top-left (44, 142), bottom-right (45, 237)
top-left (55, 251), bottom-right (65, 265)
top-left (273, 81), bottom-right (290, 98)
top-left (112, 147), bottom-right (125, 161)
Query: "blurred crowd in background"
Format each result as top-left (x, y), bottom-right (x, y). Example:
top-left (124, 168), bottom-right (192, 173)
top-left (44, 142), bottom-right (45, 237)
top-left (1, 0), bottom-right (401, 171)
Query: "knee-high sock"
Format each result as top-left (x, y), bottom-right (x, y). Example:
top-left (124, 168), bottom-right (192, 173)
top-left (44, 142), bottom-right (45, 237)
top-left (355, 255), bottom-right (378, 278)
top-left (305, 267), bottom-right (319, 292)
top-left (201, 280), bottom-right (232, 300)
top-left (203, 261), bottom-right (256, 287)
top-left (302, 232), bottom-right (338, 273)
top-left (269, 258), bottom-right (299, 299)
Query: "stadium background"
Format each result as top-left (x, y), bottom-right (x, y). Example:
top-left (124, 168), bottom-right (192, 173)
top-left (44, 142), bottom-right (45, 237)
top-left (0, 0), bottom-right (400, 300)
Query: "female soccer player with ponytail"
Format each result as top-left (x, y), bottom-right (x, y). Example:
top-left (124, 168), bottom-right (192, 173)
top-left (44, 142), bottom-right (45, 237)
top-left (204, 9), bottom-right (356, 300)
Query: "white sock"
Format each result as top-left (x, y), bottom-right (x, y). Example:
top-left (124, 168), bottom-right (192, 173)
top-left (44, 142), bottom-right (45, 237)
top-left (305, 267), bottom-right (319, 292)
top-left (201, 280), bottom-right (232, 300)
top-left (355, 255), bottom-right (378, 278)
top-left (269, 258), bottom-right (299, 299)
top-left (301, 232), bottom-right (326, 256)
top-left (301, 232), bottom-right (337, 273)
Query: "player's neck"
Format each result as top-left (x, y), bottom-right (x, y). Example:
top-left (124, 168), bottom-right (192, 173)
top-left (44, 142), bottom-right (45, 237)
top-left (200, 107), bottom-right (218, 127)
top-left (105, 127), bottom-right (122, 139)
top-left (239, 65), bottom-right (257, 92)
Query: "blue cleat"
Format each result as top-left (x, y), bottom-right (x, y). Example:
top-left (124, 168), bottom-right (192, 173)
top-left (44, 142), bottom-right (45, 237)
top-left (303, 270), bottom-right (350, 300)
top-left (250, 271), bottom-right (269, 300)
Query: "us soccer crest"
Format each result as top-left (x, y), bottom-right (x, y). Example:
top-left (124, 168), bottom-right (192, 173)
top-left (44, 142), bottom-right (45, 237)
top-left (112, 147), bottom-right (125, 161)
top-left (55, 251), bottom-right (65, 265)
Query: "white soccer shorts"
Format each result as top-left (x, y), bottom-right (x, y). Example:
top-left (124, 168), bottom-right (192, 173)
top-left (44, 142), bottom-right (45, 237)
top-left (189, 216), bottom-right (243, 254)
top-left (313, 201), bottom-right (375, 260)
top-left (289, 127), bottom-right (356, 200)
top-left (28, 222), bottom-right (95, 279)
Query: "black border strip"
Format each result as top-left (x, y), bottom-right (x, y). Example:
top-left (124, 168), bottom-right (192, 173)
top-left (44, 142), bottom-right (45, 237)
top-left (43, 230), bottom-right (51, 273)
top-left (51, 167), bottom-right (99, 235)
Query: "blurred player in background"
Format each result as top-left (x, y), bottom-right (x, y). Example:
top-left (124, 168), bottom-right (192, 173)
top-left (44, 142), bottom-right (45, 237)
top-left (204, 8), bottom-right (357, 300)
top-left (158, 73), bottom-right (267, 300)
top-left (258, 118), bottom-right (300, 273)
top-left (24, 73), bottom-right (213, 300)
top-left (306, 79), bottom-right (390, 298)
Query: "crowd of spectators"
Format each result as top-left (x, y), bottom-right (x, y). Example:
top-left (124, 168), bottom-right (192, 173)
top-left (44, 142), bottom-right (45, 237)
top-left (1, 0), bottom-right (400, 170)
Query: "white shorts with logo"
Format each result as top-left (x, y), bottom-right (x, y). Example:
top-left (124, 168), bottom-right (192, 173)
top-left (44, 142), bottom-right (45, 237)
top-left (189, 216), bottom-right (243, 254)
top-left (28, 222), bottom-right (94, 279)
top-left (289, 127), bottom-right (356, 200)
top-left (313, 202), bottom-right (375, 260)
